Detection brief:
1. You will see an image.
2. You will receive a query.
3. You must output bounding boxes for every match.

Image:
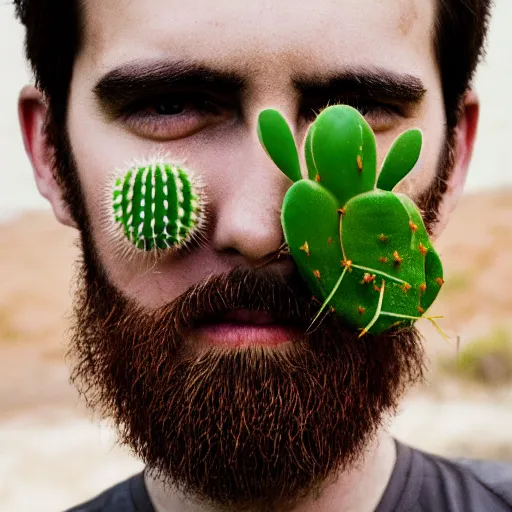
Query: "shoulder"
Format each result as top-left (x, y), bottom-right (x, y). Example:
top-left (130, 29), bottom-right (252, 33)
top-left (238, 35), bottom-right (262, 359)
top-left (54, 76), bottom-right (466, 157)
top-left (455, 456), bottom-right (512, 505)
top-left (64, 471), bottom-right (154, 512)
top-left (407, 442), bottom-right (512, 510)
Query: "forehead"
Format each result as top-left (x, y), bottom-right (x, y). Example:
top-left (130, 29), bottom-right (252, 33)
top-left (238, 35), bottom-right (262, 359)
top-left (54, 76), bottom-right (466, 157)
top-left (80, 0), bottom-right (436, 80)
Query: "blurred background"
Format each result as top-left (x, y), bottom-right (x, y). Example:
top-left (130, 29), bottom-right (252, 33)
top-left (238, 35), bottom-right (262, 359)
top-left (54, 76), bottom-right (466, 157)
top-left (1, 1), bottom-right (512, 510)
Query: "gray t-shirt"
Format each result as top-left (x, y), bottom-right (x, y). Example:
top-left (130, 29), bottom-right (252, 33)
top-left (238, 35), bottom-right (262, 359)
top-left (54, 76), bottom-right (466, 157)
top-left (67, 440), bottom-right (512, 511)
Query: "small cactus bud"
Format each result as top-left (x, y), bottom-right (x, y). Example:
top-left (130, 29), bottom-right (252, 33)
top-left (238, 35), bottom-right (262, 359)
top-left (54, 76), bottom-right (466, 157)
top-left (409, 221), bottom-right (418, 232)
top-left (356, 155), bottom-right (363, 172)
top-left (417, 306), bottom-right (425, 314)
top-left (402, 283), bottom-right (412, 293)
top-left (379, 257), bottom-right (389, 264)
top-left (393, 251), bottom-right (403, 266)
top-left (313, 269), bottom-right (321, 280)
top-left (379, 234), bottom-right (389, 244)
top-left (315, 174), bottom-right (322, 182)
top-left (338, 208), bottom-right (346, 217)
top-left (435, 277), bottom-right (445, 287)
top-left (299, 241), bottom-right (311, 257)
top-left (361, 273), bottom-right (376, 284)
top-left (358, 306), bottom-right (366, 316)
top-left (419, 243), bottom-right (428, 256)
top-left (419, 283), bottom-right (427, 294)
top-left (341, 259), bottom-right (353, 271)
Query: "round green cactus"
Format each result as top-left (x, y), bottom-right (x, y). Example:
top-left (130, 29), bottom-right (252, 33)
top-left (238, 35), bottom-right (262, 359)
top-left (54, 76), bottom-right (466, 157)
top-left (112, 162), bottom-right (203, 252)
top-left (257, 105), bottom-right (444, 336)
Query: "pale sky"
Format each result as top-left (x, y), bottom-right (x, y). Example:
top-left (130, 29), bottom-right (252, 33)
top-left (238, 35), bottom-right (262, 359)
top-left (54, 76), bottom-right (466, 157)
top-left (1, 1), bottom-right (511, 220)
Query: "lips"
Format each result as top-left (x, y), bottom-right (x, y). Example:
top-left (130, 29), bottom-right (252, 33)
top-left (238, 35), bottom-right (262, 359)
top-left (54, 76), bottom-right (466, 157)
top-left (189, 308), bottom-right (304, 348)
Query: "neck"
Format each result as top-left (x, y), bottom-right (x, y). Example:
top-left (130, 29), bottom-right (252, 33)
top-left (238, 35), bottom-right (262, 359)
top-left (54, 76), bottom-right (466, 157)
top-left (145, 429), bottom-right (396, 512)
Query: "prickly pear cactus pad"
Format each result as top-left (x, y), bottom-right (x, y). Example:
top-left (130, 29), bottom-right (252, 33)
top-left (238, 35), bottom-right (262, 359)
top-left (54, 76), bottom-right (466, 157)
top-left (257, 105), bottom-right (444, 336)
top-left (111, 162), bottom-right (204, 253)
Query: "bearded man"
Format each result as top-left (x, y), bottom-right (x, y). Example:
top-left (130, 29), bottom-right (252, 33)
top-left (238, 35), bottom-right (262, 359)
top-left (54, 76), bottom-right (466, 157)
top-left (14, 0), bottom-right (512, 510)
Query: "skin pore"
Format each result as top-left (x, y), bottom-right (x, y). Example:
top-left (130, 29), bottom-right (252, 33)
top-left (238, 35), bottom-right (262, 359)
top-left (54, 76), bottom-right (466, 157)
top-left (18, 0), bottom-right (479, 511)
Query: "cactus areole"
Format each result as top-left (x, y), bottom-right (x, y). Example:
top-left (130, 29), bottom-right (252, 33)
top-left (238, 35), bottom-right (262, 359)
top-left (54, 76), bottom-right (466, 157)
top-left (112, 162), bottom-right (202, 252)
top-left (257, 105), bottom-right (444, 336)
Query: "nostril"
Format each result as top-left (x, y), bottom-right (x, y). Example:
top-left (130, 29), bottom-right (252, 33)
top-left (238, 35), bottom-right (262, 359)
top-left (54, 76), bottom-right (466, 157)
top-left (222, 247), bottom-right (241, 257)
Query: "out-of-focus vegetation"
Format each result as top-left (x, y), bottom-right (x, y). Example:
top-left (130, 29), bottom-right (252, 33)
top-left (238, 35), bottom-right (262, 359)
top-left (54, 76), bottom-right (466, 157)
top-left (440, 328), bottom-right (512, 385)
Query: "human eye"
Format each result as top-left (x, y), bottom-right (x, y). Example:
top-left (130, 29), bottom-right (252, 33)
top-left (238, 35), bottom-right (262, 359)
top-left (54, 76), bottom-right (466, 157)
top-left (117, 92), bottom-right (232, 141)
top-left (303, 97), bottom-right (403, 132)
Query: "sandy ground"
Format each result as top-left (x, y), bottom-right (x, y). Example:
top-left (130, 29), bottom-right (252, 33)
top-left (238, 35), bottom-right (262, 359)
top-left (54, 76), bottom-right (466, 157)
top-left (1, 189), bottom-right (512, 511)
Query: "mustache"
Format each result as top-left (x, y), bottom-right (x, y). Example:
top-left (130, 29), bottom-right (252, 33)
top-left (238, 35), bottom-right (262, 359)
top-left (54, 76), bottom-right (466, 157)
top-left (146, 265), bottom-right (328, 337)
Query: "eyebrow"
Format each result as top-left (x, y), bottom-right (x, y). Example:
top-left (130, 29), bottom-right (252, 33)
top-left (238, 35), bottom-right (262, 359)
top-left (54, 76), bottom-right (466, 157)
top-left (93, 60), bottom-right (426, 116)
top-left (293, 68), bottom-right (426, 104)
top-left (93, 60), bottom-right (247, 112)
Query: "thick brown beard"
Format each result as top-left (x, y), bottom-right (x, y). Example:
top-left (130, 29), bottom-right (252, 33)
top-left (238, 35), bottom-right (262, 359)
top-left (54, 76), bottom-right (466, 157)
top-left (45, 114), bottom-right (447, 509)
top-left (68, 229), bottom-right (425, 510)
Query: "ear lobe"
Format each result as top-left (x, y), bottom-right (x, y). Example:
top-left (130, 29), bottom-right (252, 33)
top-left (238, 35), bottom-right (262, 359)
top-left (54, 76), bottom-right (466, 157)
top-left (430, 90), bottom-right (479, 239)
top-left (18, 85), bottom-right (78, 229)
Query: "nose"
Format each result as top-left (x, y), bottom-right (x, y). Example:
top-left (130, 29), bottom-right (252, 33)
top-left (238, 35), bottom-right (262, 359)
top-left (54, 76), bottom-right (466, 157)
top-left (210, 142), bottom-right (293, 266)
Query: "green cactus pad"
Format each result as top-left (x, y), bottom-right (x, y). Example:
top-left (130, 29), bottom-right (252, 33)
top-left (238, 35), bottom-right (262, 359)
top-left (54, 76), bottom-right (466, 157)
top-left (112, 162), bottom-right (202, 251)
top-left (281, 180), bottom-right (343, 301)
top-left (257, 104), bottom-right (444, 335)
top-left (377, 129), bottom-right (422, 191)
top-left (257, 109), bottom-right (302, 183)
top-left (309, 105), bottom-right (377, 207)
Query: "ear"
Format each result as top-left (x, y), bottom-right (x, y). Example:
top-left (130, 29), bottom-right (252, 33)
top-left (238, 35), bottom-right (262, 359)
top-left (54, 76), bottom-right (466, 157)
top-left (18, 85), bottom-right (78, 229)
top-left (430, 90), bottom-right (479, 240)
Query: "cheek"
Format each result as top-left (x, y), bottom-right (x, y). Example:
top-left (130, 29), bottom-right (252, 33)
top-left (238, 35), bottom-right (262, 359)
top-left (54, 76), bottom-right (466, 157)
top-left (392, 98), bottom-right (446, 199)
top-left (67, 107), bottom-right (149, 214)
top-left (65, 86), bottom-right (247, 300)
top-left (67, 93), bottom-right (175, 290)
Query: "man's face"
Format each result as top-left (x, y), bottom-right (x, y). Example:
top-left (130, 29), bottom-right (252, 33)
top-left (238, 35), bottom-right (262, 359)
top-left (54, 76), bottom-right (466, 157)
top-left (67, 0), bottom-right (443, 311)
top-left (47, 0), bottom-right (450, 508)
